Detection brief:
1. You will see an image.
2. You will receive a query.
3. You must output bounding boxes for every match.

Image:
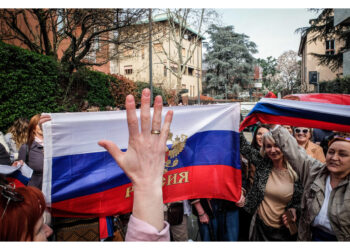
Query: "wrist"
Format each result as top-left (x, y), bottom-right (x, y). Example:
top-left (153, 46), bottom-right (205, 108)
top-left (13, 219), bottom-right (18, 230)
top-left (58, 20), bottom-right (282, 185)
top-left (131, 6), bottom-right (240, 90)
top-left (133, 178), bottom-right (163, 192)
top-left (198, 212), bottom-right (206, 217)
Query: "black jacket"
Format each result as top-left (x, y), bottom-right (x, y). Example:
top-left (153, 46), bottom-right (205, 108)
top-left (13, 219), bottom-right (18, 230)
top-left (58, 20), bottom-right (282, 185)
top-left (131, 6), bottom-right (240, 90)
top-left (0, 143), bottom-right (11, 165)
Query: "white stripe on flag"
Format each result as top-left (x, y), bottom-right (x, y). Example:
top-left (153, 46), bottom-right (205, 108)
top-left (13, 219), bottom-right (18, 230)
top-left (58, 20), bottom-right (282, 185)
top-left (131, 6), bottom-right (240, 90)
top-left (42, 103), bottom-right (240, 205)
top-left (260, 98), bottom-right (350, 118)
top-left (44, 103), bottom-right (240, 158)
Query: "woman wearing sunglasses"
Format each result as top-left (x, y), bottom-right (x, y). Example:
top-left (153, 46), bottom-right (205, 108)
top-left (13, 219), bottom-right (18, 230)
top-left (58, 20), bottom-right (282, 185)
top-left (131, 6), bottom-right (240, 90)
top-left (271, 125), bottom-right (350, 241)
top-left (293, 127), bottom-right (326, 163)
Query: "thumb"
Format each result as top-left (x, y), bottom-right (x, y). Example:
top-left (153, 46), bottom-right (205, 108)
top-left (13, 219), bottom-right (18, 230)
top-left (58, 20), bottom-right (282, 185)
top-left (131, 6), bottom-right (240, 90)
top-left (98, 140), bottom-right (124, 165)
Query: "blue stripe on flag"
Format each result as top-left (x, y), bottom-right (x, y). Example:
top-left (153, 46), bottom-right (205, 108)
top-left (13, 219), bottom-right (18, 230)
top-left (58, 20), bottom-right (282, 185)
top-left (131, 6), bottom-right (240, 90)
top-left (8, 170), bottom-right (30, 186)
top-left (248, 102), bottom-right (350, 125)
top-left (51, 130), bottom-right (240, 203)
top-left (106, 216), bottom-right (114, 237)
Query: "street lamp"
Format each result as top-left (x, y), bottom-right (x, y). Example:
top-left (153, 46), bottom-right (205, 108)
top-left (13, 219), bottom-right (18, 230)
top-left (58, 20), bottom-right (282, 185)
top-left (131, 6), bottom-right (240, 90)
top-left (197, 42), bottom-right (200, 105)
top-left (148, 9), bottom-right (153, 106)
top-left (198, 41), bottom-right (208, 104)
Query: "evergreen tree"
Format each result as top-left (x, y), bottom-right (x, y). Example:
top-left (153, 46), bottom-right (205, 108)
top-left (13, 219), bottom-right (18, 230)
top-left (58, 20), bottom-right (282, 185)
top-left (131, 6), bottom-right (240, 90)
top-left (204, 24), bottom-right (257, 98)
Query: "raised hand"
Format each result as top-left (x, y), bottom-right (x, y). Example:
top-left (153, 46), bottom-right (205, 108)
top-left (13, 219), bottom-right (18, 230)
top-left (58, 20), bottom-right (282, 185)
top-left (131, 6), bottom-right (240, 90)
top-left (98, 88), bottom-right (173, 231)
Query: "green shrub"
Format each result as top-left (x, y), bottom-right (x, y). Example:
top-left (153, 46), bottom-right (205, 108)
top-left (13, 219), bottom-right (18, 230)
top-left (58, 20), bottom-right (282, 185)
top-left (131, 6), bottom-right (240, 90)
top-left (135, 81), bottom-right (167, 104)
top-left (0, 41), bottom-right (158, 132)
top-left (69, 68), bottom-right (114, 110)
top-left (0, 41), bottom-right (64, 132)
top-left (319, 76), bottom-right (350, 94)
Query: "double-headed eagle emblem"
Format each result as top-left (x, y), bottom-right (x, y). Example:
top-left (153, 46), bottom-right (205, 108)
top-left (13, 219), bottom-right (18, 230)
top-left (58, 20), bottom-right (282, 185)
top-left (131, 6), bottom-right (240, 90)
top-left (164, 132), bottom-right (188, 172)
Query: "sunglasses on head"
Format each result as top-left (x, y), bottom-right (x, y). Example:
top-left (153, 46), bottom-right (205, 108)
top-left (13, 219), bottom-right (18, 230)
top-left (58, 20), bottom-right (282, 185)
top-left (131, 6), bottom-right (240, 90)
top-left (294, 128), bottom-right (309, 134)
top-left (334, 135), bottom-right (350, 141)
top-left (0, 184), bottom-right (24, 220)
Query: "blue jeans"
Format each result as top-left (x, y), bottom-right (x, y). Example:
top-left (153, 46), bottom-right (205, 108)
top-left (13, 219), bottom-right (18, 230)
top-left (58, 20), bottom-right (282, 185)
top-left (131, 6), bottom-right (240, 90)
top-left (198, 200), bottom-right (239, 241)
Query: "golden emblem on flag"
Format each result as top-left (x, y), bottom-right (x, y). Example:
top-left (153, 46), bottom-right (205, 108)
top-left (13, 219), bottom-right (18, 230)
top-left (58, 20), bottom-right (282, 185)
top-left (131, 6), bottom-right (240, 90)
top-left (164, 132), bottom-right (188, 172)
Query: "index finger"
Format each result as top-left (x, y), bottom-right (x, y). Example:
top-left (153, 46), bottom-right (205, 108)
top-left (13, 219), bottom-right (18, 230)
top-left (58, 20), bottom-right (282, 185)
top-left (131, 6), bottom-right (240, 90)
top-left (125, 95), bottom-right (139, 139)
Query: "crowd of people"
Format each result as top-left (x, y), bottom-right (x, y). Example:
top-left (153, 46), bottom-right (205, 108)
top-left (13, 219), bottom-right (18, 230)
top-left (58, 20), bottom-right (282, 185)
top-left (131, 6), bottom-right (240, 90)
top-left (0, 88), bottom-right (350, 241)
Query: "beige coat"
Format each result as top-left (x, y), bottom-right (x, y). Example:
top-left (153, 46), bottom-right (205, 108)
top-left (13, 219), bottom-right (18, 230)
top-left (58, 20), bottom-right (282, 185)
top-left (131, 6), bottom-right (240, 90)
top-left (272, 126), bottom-right (350, 241)
top-left (305, 140), bottom-right (326, 163)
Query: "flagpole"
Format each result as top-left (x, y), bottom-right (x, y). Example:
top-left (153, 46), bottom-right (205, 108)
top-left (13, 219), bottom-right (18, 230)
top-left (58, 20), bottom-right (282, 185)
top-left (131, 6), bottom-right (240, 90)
top-left (149, 9), bottom-right (153, 106)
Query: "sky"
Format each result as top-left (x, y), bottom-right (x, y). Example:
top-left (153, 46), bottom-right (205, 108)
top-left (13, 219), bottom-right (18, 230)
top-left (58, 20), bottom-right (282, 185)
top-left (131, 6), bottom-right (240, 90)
top-left (217, 8), bottom-right (319, 60)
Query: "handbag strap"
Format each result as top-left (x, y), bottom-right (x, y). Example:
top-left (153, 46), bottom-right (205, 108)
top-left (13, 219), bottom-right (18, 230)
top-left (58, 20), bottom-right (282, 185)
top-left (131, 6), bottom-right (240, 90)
top-left (25, 144), bottom-right (29, 163)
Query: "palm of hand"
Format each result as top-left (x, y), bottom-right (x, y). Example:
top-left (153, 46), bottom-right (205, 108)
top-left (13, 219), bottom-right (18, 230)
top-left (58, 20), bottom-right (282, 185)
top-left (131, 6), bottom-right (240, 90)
top-left (121, 136), bottom-right (166, 186)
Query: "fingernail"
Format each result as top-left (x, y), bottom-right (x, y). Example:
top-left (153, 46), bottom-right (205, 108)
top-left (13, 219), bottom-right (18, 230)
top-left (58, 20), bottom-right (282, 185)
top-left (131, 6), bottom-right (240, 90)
top-left (143, 89), bottom-right (150, 97)
top-left (126, 95), bottom-right (134, 103)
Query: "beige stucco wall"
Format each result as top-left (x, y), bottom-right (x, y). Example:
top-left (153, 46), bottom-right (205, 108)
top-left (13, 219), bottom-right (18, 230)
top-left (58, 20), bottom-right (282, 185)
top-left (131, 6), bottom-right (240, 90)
top-left (300, 31), bottom-right (343, 92)
top-left (110, 22), bottom-right (202, 97)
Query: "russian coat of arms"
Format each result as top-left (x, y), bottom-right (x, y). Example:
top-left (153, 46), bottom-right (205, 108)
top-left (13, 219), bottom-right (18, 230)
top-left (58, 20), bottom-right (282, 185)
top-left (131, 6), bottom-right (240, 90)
top-left (164, 132), bottom-right (188, 172)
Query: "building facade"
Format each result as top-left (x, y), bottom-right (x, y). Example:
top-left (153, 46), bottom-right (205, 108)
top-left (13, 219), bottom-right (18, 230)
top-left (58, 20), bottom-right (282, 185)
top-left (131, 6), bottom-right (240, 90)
top-left (298, 12), bottom-right (344, 92)
top-left (0, 9), bottom-right (112, 74)
top-left (334, 9), bottom-right (350, 76)
top-left (110, 14), bottom-right (203, 98)
top-left (0, 11), bottom-right (203, 98)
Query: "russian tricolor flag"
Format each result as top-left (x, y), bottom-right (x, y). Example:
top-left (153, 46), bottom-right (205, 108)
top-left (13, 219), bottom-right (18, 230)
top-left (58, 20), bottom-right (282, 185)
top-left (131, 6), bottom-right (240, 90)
top-left (240, 98), bottom-right (350, 133)
top-left (0, 163), bottom-right (33, 187)
top-left (42, 103), bottom-right (241, 217)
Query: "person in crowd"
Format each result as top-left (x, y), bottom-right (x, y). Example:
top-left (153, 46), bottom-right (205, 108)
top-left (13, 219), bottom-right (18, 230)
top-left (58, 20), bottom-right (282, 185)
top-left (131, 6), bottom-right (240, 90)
top-left (293, 127), bottom-right (326, 163)
top-left (240, 130), bottom-right (303, 241)
top-left (0, 143), bottom-right (11, 166)
top-left (238, 124), bottom-right (269, 241)
top-left (312, 129), bottom-right (333, 145)
top-left (282, 125), bottom-right (293, 135)
top-left (270, 125), bottom-right (350, 241)
top-left (164, 200), bottom-right (191, 241)
top-left (320, 131), bottom-right (337, 156)
top-left (0, 131), bottom-right (10, 155)
top-left (0, 183), bottom-right (53, 241)
top-left (242, 124), bottom-right (270, 192)
top-left (251, 124), bottom-right (270, 151)
top-left (1, 89), bottom-right (173, 241)
top-left (191, 197), bottom-right (243, 241)
top-left (18, 114), bottom-right (44, 190)
top-left (5, 118), bottom-right (29, 162)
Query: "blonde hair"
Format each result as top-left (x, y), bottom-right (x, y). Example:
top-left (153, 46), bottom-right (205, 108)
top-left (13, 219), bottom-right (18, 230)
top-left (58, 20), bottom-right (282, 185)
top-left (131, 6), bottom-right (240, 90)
top-left (7, 118), bottom-right (29, 150)
top-left (260, 132), bottom-right (298, 182)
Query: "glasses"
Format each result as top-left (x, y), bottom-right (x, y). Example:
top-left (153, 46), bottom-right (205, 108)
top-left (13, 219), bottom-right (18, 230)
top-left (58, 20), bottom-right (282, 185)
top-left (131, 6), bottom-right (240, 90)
top-left (0, 184), bottom-right (24, 220)
top-left (294, 128), bottom-right (309, 134)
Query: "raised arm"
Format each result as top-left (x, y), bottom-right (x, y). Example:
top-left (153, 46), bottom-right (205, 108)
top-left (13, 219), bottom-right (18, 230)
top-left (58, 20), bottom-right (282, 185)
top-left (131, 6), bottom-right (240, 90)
top-left (240, 132), bottom-right (263, 167)
top-left (98, 88), bottom-right (172, 241)
top-left (270, 125), bottom-right (324, 186)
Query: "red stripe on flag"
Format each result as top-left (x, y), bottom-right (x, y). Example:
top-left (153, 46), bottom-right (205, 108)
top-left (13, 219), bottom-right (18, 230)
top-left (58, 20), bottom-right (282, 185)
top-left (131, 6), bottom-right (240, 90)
top-left (99, 217), bottom-right (108, 239)
top-left (6, 177), bottom-right (26, 188)
top-left (50, 165), bottom-right (241, 217)
top-left (240, 113), bottom-right (350, 132)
